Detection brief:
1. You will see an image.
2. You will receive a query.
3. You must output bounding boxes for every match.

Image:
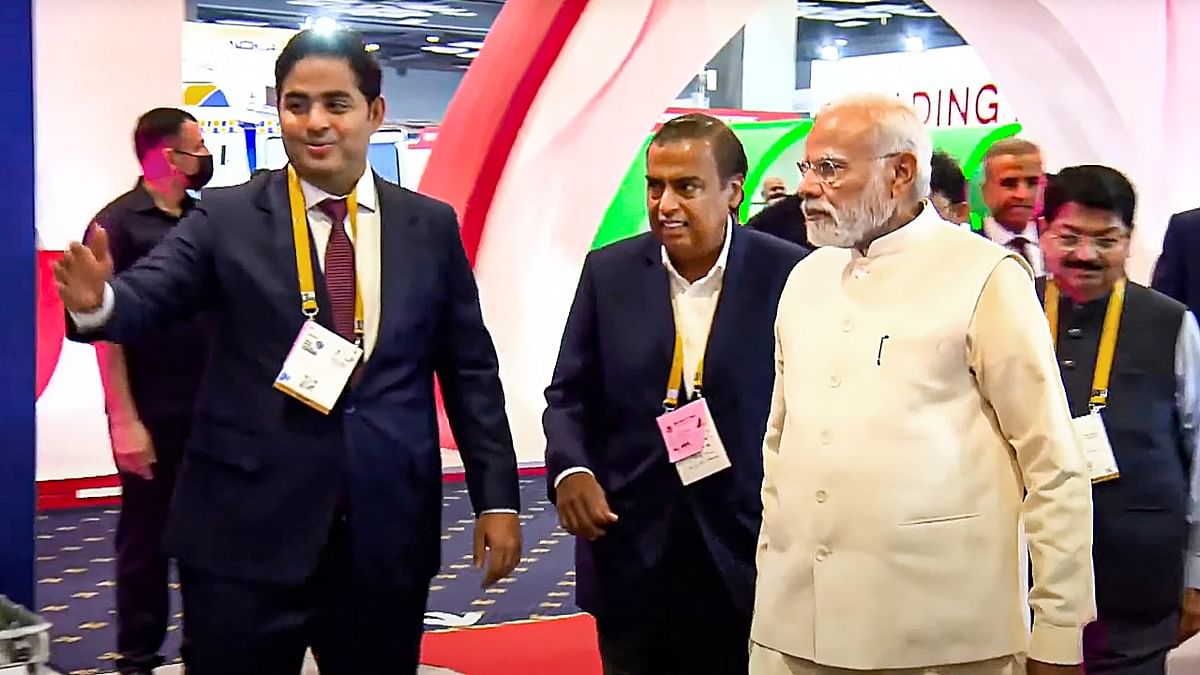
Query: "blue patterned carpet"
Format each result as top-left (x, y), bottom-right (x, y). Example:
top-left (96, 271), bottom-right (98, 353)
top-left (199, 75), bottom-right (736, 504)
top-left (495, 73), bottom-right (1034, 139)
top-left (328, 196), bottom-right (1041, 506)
top-left (36, 477), bottom-right (580, 675)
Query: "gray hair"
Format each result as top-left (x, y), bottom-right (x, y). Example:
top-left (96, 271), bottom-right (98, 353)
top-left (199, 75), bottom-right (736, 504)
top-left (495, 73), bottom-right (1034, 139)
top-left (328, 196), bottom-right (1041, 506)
top-left (816, 92), bottom-right (932, 202)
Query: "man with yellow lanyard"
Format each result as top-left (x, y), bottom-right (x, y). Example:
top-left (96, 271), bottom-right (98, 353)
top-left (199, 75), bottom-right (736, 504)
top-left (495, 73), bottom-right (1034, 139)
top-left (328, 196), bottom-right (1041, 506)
top-left (544, 113), bottom-right (806, 675)
top-left (1038, 165), bottom-right (1200, 674)
top-left (52, 28), bottom-right (521, 675)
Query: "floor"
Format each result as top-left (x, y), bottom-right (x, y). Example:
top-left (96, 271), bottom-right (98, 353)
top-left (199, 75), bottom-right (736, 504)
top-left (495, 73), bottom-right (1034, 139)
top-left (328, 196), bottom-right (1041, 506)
top-left (34, 478), bottom-right (577, 675)
top-left (30, 472), bottom-right (1200, 674)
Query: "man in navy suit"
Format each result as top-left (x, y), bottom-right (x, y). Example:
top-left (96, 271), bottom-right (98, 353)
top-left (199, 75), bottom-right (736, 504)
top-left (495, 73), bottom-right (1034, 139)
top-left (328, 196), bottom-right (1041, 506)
top-left (544, 113), bottom-right (807, 675)
top-left (52, 29), bottom-right (521, 675)
top-left (1152, 207), bottom-right (1200, 318)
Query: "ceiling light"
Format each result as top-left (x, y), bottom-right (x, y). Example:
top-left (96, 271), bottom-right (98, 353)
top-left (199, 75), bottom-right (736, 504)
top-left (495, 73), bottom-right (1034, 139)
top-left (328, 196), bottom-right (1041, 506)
top-left (422, 45), bottom-right (469, 55)
top-left (312, 16), bottom-right (337, 35)
top-left (425, 35), bottom-right (441, 43)
top-left (456, 51), bottom-right (480, 59)
top-left (365, 43), bottom-right (380, 52)
top-left (904, 36), bottom-right (925, 52)
top-left (833, 38), bottom-right (848, 47)
top-left (448, 41), bottom-right (485, 50)
top-left (834, 20), bottom-right (870, 28)
top-left (818, 45), bottom-right (840, 61)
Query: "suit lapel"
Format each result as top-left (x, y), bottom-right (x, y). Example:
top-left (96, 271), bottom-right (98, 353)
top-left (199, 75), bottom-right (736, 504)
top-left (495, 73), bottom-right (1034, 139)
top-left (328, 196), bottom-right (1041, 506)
top-left (359, 176), bottom-right (417, 379)
top-left (639, 236), bottom-right (676, 401)
top-left (703, 225), bottom-right (748, 392)
top-left (258, 169), bottom-right (337, 336)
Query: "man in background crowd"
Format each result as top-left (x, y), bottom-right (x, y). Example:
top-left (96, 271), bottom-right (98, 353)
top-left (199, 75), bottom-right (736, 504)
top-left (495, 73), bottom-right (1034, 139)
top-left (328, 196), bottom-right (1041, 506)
top-left (752, 93), bottom-right (1093, 675)
top-left (746, 177), bottom-right (809, 248)
top-left (760, 176), bottom-right (789, 206)
top-left (981, 137), bottom-right (1045, 275)
top-left (1039, 165), bottom-right (1200, 674)
top-left (545, 113), bottom-right (806, 674)
top-left (1152, 207), bottom-right (1200, 319)
top-left (930, 150), bottom-right (970, 225)
top-left (88, 107), bottom-right (213, 675)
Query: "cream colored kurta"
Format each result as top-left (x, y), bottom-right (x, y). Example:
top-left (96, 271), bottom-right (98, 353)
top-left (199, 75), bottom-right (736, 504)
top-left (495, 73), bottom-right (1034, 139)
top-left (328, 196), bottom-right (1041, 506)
top-left (752, 205), bottom-right (1094, 671)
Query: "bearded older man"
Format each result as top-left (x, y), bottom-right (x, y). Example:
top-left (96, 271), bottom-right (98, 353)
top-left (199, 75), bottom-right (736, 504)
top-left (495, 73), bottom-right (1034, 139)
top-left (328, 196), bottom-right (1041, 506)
top-left (750, 93), bottom-right (1096, 675)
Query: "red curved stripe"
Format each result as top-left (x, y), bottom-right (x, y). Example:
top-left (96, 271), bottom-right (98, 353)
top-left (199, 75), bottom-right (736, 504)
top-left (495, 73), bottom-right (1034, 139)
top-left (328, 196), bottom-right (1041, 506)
top-left (36, 251), bottom-right (66, 399)
top-left (419, 0), bottom-right (591, 450)
top-left (459, 0), bottom-right (592, 265)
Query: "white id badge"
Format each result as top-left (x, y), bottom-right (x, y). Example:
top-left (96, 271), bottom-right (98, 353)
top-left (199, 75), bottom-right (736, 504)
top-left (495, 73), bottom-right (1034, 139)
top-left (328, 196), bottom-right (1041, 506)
top-left (675, 413), bottom-right (732, 486)
top-left (273, 320), bottom-right (363, 414)
top-left (1071, 413), bottom-right (1120, 483)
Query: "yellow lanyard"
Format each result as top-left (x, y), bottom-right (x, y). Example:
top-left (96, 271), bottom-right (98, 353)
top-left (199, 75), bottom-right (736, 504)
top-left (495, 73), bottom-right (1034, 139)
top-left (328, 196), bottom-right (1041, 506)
top-left (286, 165), bottom-right (364, 344)
top-left (1044, 277), bottom-right (1126, 411)
top-left (663, 302), bottom-right (709, 411)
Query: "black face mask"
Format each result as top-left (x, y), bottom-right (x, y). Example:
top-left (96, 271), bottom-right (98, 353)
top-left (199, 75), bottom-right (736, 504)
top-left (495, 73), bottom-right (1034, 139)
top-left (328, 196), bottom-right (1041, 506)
top-left (173, 150), bottom-right (214, 190)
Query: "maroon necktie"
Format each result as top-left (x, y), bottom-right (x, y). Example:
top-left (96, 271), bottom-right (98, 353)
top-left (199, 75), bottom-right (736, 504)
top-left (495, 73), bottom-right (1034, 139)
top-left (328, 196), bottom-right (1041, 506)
top-left (1008, 236), bottom-right (1032, 266)
top-left (318, 198), bottom-right (356, 342)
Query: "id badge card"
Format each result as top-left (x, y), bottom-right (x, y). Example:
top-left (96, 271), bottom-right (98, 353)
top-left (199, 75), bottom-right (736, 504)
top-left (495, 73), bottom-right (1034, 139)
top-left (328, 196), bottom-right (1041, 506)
top-left (273, 320), bottom-right (363, 414)
top-left (1071, 412), bottom-right (1120, 483)
top-left (655, 398), bottom-right (731, 485)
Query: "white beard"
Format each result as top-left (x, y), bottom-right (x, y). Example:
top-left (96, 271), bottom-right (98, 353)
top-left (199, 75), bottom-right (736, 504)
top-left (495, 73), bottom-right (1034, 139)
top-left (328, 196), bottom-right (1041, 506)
top-left (805, 172), bottom-right (899, 248)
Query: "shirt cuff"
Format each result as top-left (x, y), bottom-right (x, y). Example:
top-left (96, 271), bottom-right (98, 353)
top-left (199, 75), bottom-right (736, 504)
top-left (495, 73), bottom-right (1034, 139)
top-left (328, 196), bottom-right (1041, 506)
top-left (1187, 548), bottom-right (1200, 589)
top-left (554, 466), bottom-right (594, 488)
top-left (69, 283), bottom-right (116, 331)
top-left (1028, 622), bottom-right (1084, 665)
top-left (479, 509), bottom-right (518, 516)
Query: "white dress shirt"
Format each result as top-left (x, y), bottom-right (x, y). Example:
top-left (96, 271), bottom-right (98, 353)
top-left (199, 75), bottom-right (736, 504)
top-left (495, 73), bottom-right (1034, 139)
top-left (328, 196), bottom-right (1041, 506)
top-left (983, 217), bottom-right (1044, 277)
top-left (553, 220), bottom-right (733, 488)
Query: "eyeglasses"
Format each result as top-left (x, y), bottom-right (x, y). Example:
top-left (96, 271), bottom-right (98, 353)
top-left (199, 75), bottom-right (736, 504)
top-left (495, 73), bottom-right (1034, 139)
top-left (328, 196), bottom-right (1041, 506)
top-left (797, 153), bottom-right (902, 188)
top-left (1049, 231), bottom-right (1126, 253)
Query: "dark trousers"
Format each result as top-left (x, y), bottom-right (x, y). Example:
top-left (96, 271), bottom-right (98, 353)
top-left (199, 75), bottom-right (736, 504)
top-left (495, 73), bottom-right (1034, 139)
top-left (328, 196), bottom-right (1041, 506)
top-left (115, 417), bottom-right (188, 674)
top-left (1083, 611), bottom-right (1177, 675)
top-left (178, 517), bottom-right (429, 675)
top-left (596, 508), bottom-right (750, 675)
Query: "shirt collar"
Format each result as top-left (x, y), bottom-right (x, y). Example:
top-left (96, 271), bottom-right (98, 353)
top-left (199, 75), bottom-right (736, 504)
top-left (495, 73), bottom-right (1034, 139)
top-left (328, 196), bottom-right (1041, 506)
top-left (131, 177), bottom-right (196, 215)
top-left (983, 216), bottom-right (1037, 246)
top-left (661, 216), bottom-right (734, 286)
top-left (850, 201), bottom-right (940, 260)
top-left (297, 167), bottom-right (377, 213)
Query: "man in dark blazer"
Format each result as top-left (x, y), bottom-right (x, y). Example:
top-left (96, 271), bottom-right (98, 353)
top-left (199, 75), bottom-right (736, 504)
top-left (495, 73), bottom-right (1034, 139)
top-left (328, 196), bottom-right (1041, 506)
top-left (52, 29), bottom-right (521, 675)
top-left (544, 113), bottom-right (807, 675)
top-left (1038, 166), bottom-right (1200, 673)
top-left (1152, 207), bottom-right (1200, 318)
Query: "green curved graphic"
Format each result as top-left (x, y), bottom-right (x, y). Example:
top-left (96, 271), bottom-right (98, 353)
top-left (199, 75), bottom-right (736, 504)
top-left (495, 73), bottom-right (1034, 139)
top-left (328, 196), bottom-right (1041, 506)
top-left (738, 119), bottom-right (813, 224)
top-left (592, 121), bottom-right (1025, 249)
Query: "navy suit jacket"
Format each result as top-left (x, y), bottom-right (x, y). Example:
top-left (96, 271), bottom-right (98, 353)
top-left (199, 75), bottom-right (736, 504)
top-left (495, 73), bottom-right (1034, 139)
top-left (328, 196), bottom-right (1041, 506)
top-left (68, 169), bottom-right (519, 588)
top-left (1153, 207), bottom-right (1200, 318)
top-left (543, 225), bottom-right (807, 619)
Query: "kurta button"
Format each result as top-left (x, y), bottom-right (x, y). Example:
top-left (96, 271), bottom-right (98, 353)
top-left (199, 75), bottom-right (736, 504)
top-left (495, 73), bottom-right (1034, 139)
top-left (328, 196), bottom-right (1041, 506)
top-left (842, 320), bottom-right (853, 333)
top-left (1062, 360), bottom-right (1077, 369)
top-left (816, 547), bottom-right (831, 561)
top-left (1067, 328), bottom-right (1083, 338)
top-left (816, 490), bottom-right (828, 503)
top-left (829, 376), bottom-right (841, 388)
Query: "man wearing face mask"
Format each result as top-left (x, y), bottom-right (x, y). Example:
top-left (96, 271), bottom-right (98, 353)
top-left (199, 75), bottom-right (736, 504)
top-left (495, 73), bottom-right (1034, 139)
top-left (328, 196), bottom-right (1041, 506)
top-left (84, 106), bottom-right (213, 675)
top-left (751, 94), bottom-right (1094, 675)
top-left (1038, 166), bottom-right (1200, 674)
